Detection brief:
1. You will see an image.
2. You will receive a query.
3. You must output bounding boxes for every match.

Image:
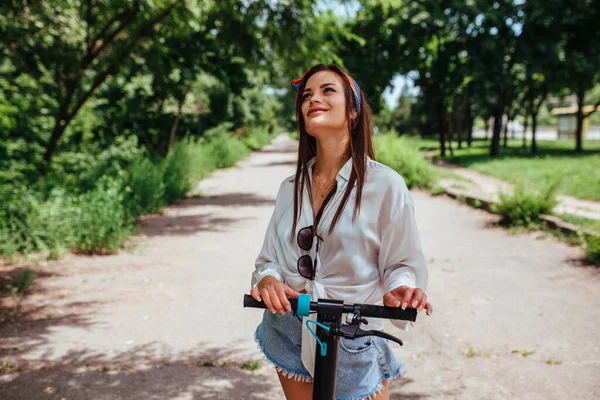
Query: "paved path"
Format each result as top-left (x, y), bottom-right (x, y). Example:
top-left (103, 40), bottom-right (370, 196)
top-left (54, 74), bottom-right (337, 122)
top-left (431, 158), bottom-right (600, 220)
top-left (1, 135), bottom-right (599, 399)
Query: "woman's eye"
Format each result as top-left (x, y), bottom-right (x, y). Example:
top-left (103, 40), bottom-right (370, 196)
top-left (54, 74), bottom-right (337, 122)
top-left (302, 93), bottom-right (311, 100)
top-left (324, 87), bottom-right (334, 93)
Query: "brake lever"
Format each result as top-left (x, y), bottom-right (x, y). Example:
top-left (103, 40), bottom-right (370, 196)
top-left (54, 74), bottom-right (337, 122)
top-left (335, 324), bottom-right (404, 346)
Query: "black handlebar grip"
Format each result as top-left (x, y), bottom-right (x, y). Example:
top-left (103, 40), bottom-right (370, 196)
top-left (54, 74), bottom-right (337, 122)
top-left (243, 294), bottom-right (267, 309)
top-left (243, 294), bottom-right (299, 310)
top-left (358, 304), bottom-right (418, 322)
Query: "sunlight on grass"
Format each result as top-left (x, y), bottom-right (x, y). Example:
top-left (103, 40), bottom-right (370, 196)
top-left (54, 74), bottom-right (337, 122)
top-left (426, 138), bottom-right (600, 201)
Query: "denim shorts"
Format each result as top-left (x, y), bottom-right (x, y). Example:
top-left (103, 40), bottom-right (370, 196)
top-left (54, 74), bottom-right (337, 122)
top-left (254, 309), bottom-right (405, 400)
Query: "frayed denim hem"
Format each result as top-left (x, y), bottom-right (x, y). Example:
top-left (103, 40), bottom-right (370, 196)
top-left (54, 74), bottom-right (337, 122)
top-left (336, 364), bottom-right (405, 400)
top-left (254, 325), bottom-right (313, 383)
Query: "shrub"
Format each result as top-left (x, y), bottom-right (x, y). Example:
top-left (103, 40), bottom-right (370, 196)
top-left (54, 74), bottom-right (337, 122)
top-left (0, 185), bottom-right (52, 255)
top-left (65, 178), bottom-right (132, 254)
top-left (187, 138), bottom-right (219, 180)
top-left (121, 157), bottom-right (166, 221)
top-left (583, 235), bottom-right (600, 265)
top-left (162, 141), bottom-right (193, 203)
top-left (242, 127), bottom-right (273, 150)
top-left (493, 182), bottom-right (559, 228)
top-left (206, 134), bottom-right (249, 169)
top-left (373, 134), bottom-right (437, 189)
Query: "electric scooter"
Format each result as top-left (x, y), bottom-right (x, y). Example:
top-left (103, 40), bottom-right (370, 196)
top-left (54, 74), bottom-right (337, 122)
top-left (243, 294), bottom-right (417, 400)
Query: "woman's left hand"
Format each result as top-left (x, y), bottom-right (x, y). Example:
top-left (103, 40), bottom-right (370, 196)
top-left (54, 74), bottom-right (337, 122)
top-left (383, 286), bottom-right (433, 316)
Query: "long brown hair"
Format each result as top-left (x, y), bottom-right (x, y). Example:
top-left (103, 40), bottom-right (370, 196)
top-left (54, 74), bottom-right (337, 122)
top-left (290, 64), bottom-right (375, 242)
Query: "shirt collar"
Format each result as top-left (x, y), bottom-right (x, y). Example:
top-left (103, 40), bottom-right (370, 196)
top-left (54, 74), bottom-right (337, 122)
top-left (307, 156), bottom-right (353, 182)
top-left (290, 155), bottom-right (368, 184)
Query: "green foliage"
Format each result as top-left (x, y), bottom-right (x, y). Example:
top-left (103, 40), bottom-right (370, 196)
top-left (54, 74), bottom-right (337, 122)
top-left (62, 178), bottom-right (131, 254)
top-left (0, 129), bottom-right (273, 258)
top-left (162, 141), bottom-right (193, 203)
top-left (373, 133), bottom-right (437, 189)
top-left (122, 158), bottom-right (166, 221)
top-left (583, 235), bottom-right (600, 265)
top-left (242, 127), bottom-right (276, 151)
top-left (493, 182), bottom-right (559, 228)
top-left (206, 135), bottom-right (250, 169)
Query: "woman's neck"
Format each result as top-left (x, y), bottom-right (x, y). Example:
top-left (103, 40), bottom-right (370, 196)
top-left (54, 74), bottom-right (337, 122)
top-left (314, 134), bottom-right (349, 178)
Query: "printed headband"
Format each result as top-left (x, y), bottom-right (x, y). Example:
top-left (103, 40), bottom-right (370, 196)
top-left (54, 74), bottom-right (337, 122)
top-left (291, 68), bottom-right (362, 115)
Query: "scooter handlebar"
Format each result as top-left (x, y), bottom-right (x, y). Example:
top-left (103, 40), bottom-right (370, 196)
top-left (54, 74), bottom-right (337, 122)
top-left (243, 294), bottom-right (417, 322)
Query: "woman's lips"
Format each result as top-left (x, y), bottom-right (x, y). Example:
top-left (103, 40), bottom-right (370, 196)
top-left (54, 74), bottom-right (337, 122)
top-left (308, 107), bottom-right (329, 116)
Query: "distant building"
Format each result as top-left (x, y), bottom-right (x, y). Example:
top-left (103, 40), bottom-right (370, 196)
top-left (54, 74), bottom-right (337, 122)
top-left (550, 105), bottom-right (600, 139)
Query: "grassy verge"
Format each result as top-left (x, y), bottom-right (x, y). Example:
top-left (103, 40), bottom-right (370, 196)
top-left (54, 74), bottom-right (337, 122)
top-left (430, 138), bottom-right (600, 201)
top-left (398, 134), bottom-right (600, 265)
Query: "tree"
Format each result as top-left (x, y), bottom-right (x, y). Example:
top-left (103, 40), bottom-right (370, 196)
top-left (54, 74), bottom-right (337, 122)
top-left (518, 0), bottom-right (562, 154)
top-left (560, 0), bottom-right (600, 152)
top-left (2, 0), bottom-right (186, 175)
top-left (466, 0), bottom-right (523, 157)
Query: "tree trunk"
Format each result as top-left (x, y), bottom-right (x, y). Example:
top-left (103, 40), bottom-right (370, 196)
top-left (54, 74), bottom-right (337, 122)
top-left (438, 98), bottom-right (447, 157)
top-left (168, 84), bottom-right (192, 154)
top-left (575, 80), bottom-right (586, 152)
top-left (466, 99), bottom-right (473, 147)
top-left (503, 116), bottom-right (509, 148)
top-left (42, 119), bottom-right (68, 176)
top-left (531, 111), bottom-right (538, 154)
top-left (446, 110), bottom-right (454, 157)
top-left (522, 111), bottom-right (529, 148)
top-left (490, 108), bottom-right (504, 157)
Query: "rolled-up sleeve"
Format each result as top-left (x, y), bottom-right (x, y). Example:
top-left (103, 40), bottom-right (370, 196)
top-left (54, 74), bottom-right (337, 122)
top-left (251, 181), bottom-right (288, 289)
top-left (379, 200), bottom-right (429, 330)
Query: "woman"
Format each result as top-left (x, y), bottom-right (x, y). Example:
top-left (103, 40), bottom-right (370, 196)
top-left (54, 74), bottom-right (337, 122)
top-left (249, 64), bottom-right (432, 400)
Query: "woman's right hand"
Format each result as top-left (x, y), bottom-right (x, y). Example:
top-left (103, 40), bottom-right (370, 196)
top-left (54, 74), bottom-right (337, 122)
top-left (250, 276), bottom-right (300, 315)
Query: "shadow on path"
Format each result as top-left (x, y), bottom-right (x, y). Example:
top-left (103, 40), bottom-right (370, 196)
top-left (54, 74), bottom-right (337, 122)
top-left (140, 214), bottom-right (252, 237)
top-left (389, 377), bottom-right (446, 399)
top-left (1, 265), bottom-right (102, 362)
top-left (181, 193), bottom-right (275, 208)
top-left (255, 160), bottom-right (297, 168)
top-left (257, 146), bottom-right (296, 154)
top-left (0, 345), bottom-right (277, 400)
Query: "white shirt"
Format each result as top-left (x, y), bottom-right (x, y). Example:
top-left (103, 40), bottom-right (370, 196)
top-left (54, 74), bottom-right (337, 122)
top-left (251, 156), bottom-right (428, 376)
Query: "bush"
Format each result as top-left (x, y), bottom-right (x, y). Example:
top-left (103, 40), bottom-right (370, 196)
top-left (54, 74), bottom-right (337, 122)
top-left (121, 157), bottom-right (166, 221)
top-left (48, 135), bottom-right (143, 195)
top-left (187, 138), bottom-right (219, 180)
top-left (65, 178), bottom-right (132, 254)
top-left (373, 133), bottom-right (437, 189)
top-left (493, 182), bottom-right (559, 228)
top-left (242, 127), bottom-right (273, 150)
top-left (162, 141), bottom-right (193, 203)
top-left (0, 123), bottom-right (272, 259)
top-left (206, 134), bottom-right (249, 169)
top-left (0, 185), bottom-right (54, 255)
top-left (583, 235), bottom-right (600, 265)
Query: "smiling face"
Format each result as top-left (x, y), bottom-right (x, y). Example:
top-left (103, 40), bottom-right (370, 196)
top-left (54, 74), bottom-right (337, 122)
top-left (300, 70), bottom-right (351, 139)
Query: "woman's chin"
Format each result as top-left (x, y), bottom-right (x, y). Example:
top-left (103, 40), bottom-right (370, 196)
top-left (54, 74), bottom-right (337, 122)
top-left (305, 122), bottom-right (345, 137)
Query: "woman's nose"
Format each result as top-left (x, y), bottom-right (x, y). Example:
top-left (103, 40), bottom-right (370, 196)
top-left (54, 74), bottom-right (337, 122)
top-left (310, 95), bottom-right (322, 104)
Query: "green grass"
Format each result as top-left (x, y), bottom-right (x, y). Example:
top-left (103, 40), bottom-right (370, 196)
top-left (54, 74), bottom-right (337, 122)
top-left (557, 214), bottom-right (600, 235)
top-left (429, 138), bottom-right (600, 201)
